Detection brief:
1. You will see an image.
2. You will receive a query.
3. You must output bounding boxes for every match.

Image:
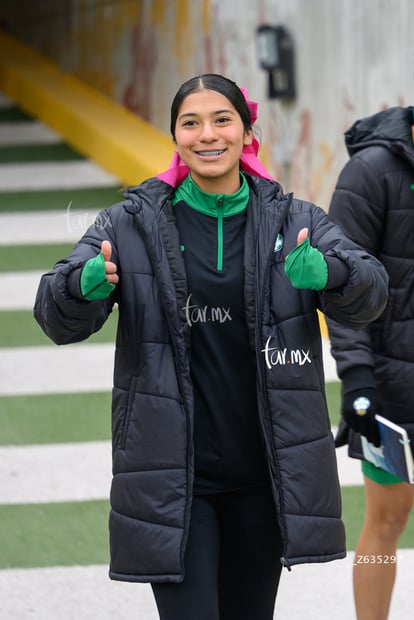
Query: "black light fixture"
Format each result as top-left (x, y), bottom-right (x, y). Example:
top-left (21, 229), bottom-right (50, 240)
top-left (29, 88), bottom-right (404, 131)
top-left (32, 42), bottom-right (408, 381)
top-left (256, 24), bottom-right (296, 100)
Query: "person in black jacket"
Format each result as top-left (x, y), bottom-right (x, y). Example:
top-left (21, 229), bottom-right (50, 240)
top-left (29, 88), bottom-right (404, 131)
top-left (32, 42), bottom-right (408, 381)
top-left (326, 106), bottom-right (414, 620)
top-left (34, 74), bottom-right (388, 620)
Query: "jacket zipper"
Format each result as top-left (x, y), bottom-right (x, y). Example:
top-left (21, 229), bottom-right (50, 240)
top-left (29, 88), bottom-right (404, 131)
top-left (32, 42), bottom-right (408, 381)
top-left (255, 193), bottom-right (293, 570)
top-left (256, 248), bottom-right (290, 570)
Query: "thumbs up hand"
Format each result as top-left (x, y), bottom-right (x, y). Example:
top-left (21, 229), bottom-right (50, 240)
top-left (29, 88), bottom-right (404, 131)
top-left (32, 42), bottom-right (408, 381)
top-left (80, 240), bottom-right (118, 301)
top-left (101, 240), bottom-right (119, 285)
top-left (284, 227), bottom-right (329, 290)
top-left (296, 227), bottom-right (309, 246)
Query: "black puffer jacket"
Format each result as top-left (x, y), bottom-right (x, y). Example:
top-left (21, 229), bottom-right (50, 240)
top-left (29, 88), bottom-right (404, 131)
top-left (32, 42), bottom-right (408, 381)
top-left (326, 106), bottom-right (414, 455)
top-left (34, 174), bottom-right (388, 581)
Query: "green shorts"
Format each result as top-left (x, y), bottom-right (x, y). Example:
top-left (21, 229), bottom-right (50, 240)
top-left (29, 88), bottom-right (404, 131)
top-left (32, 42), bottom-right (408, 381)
top-left (361, 460), bottom-right (403, 484)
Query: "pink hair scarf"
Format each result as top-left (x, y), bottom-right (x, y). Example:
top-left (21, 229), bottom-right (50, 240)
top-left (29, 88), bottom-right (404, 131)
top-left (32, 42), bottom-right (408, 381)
top-left (156, 87), bottom-right (274, 187)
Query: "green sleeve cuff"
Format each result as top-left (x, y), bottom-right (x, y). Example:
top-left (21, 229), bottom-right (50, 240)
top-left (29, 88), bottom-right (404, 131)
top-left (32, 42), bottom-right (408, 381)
top-left (285, 237), bottom-right (328, 290)
top-left (80, 252), bottom-right (116, 301)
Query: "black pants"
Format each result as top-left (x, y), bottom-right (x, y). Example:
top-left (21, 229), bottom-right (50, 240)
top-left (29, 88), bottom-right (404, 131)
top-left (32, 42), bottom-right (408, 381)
top-left (151, 489), bottom-right (283, 620)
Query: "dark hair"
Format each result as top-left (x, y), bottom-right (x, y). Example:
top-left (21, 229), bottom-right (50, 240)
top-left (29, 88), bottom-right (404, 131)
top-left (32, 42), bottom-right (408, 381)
top-left (170, 74), bottom-right (252, 140)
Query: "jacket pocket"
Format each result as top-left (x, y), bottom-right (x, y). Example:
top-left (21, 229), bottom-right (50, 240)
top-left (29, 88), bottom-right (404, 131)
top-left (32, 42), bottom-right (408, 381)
top-left (119, 375), bottom-right (138, 451)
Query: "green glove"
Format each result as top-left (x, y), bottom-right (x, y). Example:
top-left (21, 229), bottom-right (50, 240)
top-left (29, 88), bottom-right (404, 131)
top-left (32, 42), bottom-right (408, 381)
top-left (285, 237), bottom-right (328, 290)
top-left (80, 252), bottom-right (116, 301)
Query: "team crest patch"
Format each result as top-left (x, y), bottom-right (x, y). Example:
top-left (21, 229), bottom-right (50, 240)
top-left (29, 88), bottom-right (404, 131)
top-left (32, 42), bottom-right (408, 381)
top-left (274, 234), bottom-right (283, 252)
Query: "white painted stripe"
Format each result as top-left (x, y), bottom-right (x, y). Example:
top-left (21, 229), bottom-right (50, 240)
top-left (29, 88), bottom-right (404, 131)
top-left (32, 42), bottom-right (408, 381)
top-left (0, 270), bottom-right (44, 310)
top-left (335, 440), bottom-right (364, 486)
top-left (0, 209), bottom-right (101, 245)
top-left (0, 121), bottom-right (61, 145)
top-left (323, 337), bottom-right (338, 381)
top-left (0, 441), bottom-right (112, 504)
top-left (0, 339), bottom-right (337, 396)
top-left (0, 431), bottom-right (362, 506)
top-left (0, 550), bottom-right (413, 619)
top-left (0, 565), bottom-right (158, 620)
top-left (276, 550), bottom-right (412, 619)
top-left (0, 343), bottom-right (114, 395)
top-left (0, 160), bottom-right (119, 191)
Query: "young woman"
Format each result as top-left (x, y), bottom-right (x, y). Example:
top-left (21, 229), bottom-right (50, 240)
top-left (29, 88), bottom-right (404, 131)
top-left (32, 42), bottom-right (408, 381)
top-left (34, 74), bottom-right (388, 620)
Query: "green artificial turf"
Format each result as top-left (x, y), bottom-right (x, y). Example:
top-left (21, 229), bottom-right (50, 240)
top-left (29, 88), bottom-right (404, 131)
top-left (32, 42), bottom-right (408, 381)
top-left (325, 380), bottom-right (341, 427)
top-left (0, 392), bottom-right (112, 445)
top-left (1, 486), bottom-right (413, 570)
top-left (0, 500), bottom-right (110, 569)
top-left (0, 106), bottom-right (33, 122)
top-left (0, 308), bottom-right (118, 347)
top-left (0, 376), bottom-right (340, 445)
top-left (0, 243), bottom-right (76, 272)
top-left (0, 143), bottom-right (85, 163)
top-left (0, 186), bottom-right (123, 212)
top-left (341, 485), bottom-right (414, 551)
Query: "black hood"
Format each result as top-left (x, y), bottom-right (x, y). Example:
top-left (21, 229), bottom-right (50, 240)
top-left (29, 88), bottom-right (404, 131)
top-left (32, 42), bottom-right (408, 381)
top-left (344, 106), bottom-right (414, 166)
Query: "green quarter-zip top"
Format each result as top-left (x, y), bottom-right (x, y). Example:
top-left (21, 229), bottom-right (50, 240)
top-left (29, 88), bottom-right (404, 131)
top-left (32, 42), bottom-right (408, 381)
top-left (173, 173), bottom-right (249, 271)
top-left (173, 173), bottom-right (269, 494)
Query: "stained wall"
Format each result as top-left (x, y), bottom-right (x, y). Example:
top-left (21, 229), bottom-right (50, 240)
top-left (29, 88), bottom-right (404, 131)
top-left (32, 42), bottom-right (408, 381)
top-left (0, 0), bottom-right (411, 208)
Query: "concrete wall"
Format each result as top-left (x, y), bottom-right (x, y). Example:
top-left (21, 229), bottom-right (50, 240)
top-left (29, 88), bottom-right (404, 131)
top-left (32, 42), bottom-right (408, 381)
top-left (0, 0), bottom-right (412, 209)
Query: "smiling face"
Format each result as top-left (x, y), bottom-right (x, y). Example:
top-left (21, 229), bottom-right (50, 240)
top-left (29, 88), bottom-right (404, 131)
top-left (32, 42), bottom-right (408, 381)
top-left (173, 89), bottom-right (253, 194)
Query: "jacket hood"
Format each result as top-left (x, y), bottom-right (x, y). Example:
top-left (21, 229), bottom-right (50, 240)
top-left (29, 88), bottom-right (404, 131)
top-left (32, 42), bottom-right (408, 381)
top-left (122, 177), bottom-right (175, 216)
top-left (344, 106), bottom-right (414, 166)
